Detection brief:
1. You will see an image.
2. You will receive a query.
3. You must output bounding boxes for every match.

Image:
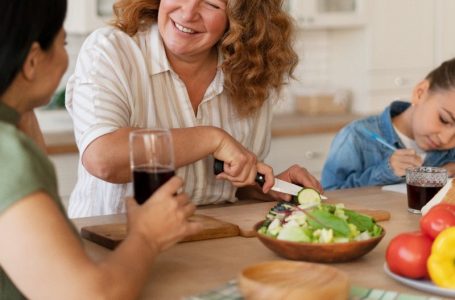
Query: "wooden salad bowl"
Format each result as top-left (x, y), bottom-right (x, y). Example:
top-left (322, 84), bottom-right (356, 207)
top-left (238, 260), bottom-right (349, 300)
top-left (254, 220), bottom-right (385, 263)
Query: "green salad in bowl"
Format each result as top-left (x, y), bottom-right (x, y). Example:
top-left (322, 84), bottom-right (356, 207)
top-left (258, 201), bottom-right (383, 244)
top-left (255, 188), bottom-right (385, 262)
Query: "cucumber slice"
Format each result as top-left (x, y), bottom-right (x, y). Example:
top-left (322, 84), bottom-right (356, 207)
top-left (297, 188), bottom-right (322, 206)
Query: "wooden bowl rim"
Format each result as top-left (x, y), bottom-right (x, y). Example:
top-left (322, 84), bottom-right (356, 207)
top-left (240, 259), bottom-right (346, 276)
top-left (238, 260), bottom-right (350, 298)
top-left (254, 219), bottom-right (386, 247)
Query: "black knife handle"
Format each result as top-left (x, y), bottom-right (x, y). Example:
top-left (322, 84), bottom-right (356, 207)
top-left (214, 159), bottom-right (265, 187)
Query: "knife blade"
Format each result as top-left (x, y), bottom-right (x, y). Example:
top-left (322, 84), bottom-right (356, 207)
top-left (213, 159), bottom-right (327, 200)
top-left (269, 178), bottom-right (328, 200)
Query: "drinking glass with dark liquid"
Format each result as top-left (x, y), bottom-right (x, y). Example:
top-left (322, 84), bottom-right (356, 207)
top-left (406, 167), bottom-right (447, 214)
top-left (129, 129), bottom-right (175, 204)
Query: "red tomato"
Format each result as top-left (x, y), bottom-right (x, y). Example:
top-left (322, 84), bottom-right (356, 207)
top-left (385, 231), bottom-right (432, 279)
top-left (420, 203), bottom-right (455, 239)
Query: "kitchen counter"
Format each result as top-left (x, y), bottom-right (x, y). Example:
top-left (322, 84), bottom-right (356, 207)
top-left (35, 109), bottom-right (78, 154)
top-left (271, 112), bottom-right (362, 137)
top-left (36, 109), bottom-right (362, 154)
top-left (72, 187), bottom-right (437, 299)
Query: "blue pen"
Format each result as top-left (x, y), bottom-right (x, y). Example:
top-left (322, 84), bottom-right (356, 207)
top-left (362, 128), bottom-right (397, 151)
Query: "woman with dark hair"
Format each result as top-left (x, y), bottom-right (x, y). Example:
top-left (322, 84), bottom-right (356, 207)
top-left (0, 1), bottom-right (201, 298)
top-left (322, 57), bottom-right (455, 190)
top-left (67, 0), bottom-right (322, 217)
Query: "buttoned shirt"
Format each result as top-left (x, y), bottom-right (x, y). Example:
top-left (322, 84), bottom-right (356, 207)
top-left (66, 24), bottom-right (273, 217)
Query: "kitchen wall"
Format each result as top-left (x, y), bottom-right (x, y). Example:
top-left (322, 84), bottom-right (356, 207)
top-left (59, 34), bottom-right (87, 92)
top-left (61, 0), bottom-right (455, 116)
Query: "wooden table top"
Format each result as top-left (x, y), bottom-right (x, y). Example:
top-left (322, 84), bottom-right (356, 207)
top-left (72, 187), bottom-right (439, 300)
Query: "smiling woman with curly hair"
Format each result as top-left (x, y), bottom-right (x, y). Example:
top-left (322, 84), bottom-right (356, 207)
top-left (66, 0), bottom-right (320, 218)
top-left (113, 0), bottom-right (297, 115)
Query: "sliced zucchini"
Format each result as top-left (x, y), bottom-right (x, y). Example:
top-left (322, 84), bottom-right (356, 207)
top-left (297, 188), bottom-right (322, 207)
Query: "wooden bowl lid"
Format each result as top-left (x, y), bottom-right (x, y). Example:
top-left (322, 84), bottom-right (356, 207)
top-left (239, 260), bottom-right (349, 300)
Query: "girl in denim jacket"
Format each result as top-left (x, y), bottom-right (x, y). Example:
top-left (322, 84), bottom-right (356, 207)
top-left (322, 58), bottom-right (455, 190)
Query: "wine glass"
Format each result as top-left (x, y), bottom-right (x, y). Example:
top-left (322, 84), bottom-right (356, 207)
top-left (129, 129), bottom-right (175, 204)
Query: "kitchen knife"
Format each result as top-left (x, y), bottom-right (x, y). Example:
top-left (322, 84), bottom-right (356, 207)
top-left (213, 159), bottom-right (327, 199)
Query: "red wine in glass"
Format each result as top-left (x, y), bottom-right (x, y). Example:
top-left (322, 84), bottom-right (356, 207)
top-left (133, 165), bottom-right (175, 204)
top-left (406, 184), bottom-right (443, 212)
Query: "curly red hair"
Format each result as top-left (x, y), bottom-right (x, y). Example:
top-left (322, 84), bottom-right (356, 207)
top-left (112, 0), bottom-right (298, 116)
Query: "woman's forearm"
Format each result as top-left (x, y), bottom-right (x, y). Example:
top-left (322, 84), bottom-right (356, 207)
top-left (171, 126), bottom-right (224, 166)
top-left (91, 232), bottom-right (158, 299)
top-left (82, 126), bottom-right (224, 183)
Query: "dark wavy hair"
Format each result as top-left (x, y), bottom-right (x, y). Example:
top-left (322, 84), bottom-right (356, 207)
top-left (0, 0), bottom-right (67, 97)
top-left (426, 57), bottom-right (455, 93)
top-left (113, 0), bottom-right (298, 116)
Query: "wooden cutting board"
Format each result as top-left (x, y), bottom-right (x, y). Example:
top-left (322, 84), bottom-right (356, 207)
top-left (351, 209), bottom-right (390, 222)
top-left (81, 214), bottom-right (241, 250)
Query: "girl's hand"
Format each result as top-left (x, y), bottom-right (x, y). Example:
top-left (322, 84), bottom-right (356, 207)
top-left (270, 164), bottom-right (322, 201)
top-left (126, 177), bottom-right (202, 252)
top-left (389, 149), bottom-right (423, 177)
top-left (441, 162), bottom-right (455, 177)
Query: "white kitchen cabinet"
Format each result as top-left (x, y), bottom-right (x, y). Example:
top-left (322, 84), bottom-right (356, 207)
top-left (322, 0), bottom-right (455, 114)
top-left (49, 153), bottom-right (79, 208)
top-left (435, 0), bottom-right (455, 65)
top-left (365, 1), bottom-right (434, 71)
top-left (265, 133), bottom-right (335, 179)
top-left (286, 0), bottom-right (365, 29)
top-left (353, 0), bottom-right (436, 113)
top-left (364, 68), bottom-right (428, 113)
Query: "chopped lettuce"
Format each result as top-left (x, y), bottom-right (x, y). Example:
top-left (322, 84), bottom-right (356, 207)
top-left (277, 226), bottom-right (311, 242)
top-left (259, 202), bottom-right (383, 244)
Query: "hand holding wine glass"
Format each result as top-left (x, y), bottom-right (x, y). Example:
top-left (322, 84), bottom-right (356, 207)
top-left (125, 177), bottom-right (202, 252)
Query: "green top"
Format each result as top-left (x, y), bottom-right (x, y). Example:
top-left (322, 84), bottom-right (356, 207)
top-left (0, 103), bottom-right (67, 299)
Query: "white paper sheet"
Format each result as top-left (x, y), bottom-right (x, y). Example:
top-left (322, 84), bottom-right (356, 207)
top-left (381, 183), bottom-right (407, 194)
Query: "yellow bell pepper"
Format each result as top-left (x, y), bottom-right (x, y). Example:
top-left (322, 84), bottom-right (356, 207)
top-left (427, 227), bottom-right (455, 289)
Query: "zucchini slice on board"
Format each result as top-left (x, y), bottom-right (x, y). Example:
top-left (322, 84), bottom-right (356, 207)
top-left (297, 188), bottom-right (322, 207)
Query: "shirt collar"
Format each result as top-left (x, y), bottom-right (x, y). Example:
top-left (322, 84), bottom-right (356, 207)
top-left (379, 100), bottom-right (411, 149)
top-left (0, 101), bottom-right (20, 126)
top-left (149, 24), bottom-right (172, 75)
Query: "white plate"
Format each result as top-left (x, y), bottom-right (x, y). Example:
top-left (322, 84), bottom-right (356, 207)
top-left (384, 263), bottom-right (455, 298)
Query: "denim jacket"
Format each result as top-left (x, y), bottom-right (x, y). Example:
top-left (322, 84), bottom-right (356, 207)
top-left (321, 101), bottom-right (455, 190)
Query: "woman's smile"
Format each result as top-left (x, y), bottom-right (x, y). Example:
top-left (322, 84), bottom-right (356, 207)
top-left (173, 20), bottom-right (197, 34)
top-left (158, 0), bottom-right (228, 58)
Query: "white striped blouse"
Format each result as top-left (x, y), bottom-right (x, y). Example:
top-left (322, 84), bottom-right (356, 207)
top-left (66, 25), bottom-right (273, 217)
